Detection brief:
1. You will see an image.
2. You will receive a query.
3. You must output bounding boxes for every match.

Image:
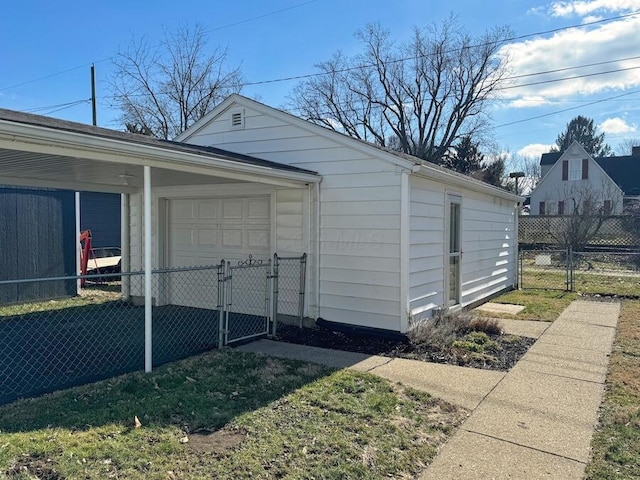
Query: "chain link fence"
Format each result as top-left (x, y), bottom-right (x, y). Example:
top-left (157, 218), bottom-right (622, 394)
top-left (0, 253), bottom-right (307, 405)
top-left (273, 254), bottom-right (307, 333)
top-left (519, 249), bottom-right (571, 290)
top-left (519, 215), bottom-right (640, 249)
top-left (571, 251), bottom-right (640, 295)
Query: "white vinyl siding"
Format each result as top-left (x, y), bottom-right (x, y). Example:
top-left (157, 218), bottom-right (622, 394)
top-left (460, 192), bottom-right (516, 306)
top-left (408, 176), bottom-right (446, 319)
top-left (409, 176), bottom-right (516, 320)
top-left (183, 104), bottom-right (402, 331)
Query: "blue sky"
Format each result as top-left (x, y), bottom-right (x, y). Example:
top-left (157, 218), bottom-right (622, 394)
top-left (1, 0), bottom-right (639, 163)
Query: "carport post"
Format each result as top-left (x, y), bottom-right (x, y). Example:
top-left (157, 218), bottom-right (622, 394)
top-left (144, 166), bottom-right (153, 373)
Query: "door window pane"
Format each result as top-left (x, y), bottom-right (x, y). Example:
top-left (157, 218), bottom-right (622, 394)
top-left (449, 256), bottom-right (459, 303)
top-left (449, 203), bottom-right (460, 253)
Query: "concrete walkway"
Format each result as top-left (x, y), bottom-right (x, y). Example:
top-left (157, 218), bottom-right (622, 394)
top-left (238, 300), bottom-right (619, 479)
top-left (421, 300), bottom-right (619, 479)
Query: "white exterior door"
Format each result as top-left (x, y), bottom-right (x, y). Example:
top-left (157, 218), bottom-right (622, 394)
top-left (446, 194), bottom-right (462, 307)
top-left (167, 196), bottom-right (271, 267)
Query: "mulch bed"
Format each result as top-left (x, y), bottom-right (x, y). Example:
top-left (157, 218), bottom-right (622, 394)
top-left (275, 323), bottom-right (535, 371)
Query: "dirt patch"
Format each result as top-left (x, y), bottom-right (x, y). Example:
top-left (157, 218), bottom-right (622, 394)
top-left (187, 429), bottom-right (245, 455)
top-left (6, 453), bottom-right (62, 479)
top-left (275, 324), bottom-right (534, 371)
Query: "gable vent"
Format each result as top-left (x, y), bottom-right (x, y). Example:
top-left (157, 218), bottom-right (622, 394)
top-left (231, 110), bottom-right (244, 129)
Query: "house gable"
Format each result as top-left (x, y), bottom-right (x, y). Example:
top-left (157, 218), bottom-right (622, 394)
top-left (530, 141), bottom-right (623, 215)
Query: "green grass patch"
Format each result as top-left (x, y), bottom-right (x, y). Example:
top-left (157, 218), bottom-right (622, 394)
top-left (520, 270), bottom-right (640, 297)
top-left (489, 288), bottom-right (578, 322)
top-left (585, 300), bottom-right (640, 480)
top-left (0, 349), bottom-right (466, 479)
top-left (0, 287), bottom-right (120, 318)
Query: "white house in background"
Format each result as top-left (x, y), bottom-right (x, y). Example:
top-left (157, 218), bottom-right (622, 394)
top-left (530, 141), bottom-right (625, 216)
top-left (168, 94), bottom-right (521, 332)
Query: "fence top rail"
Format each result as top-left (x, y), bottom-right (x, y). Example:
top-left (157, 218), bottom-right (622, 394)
top-left (520, 249), bottom-right (569, 254)
top-left (573, 251), bottom-right (640, 256)
top-left (228, 262), bottom-right (272, 271)
top-left (0, 265), bottom-right (224, 286)
top-left (276, 255), bottom-right (307, 261)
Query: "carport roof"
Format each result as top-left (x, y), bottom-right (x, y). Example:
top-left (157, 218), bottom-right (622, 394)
top-left (0, 108), bottom-right (319, 193)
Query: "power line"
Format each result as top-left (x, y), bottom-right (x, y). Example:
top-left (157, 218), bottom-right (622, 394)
top-left (494, 89), bottom-right (640, 128)
top-left (499, 65), bottom-right (640, 91)
top-left (21, 99), bottom-right (91, 114)
top-left (97, 58), bottom-right (640, 104)
top-left (209, 10), bottom-right (640, 89)
top-left (0, 0), bottom-right (322, 92)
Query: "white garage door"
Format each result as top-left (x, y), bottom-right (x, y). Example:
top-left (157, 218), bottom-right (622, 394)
top-left (167, 196), bottom-right (271, 268)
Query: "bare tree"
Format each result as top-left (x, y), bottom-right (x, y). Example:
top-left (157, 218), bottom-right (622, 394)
top-left (111, 24), bottom-right (243, 139)
top-left (616, 137), bottom-right (640, 155)
top-left (544, 181), bottom-right (621, 251)
top-left (287, 18), bottom-right (512, 163)
top-left (506, 154), bottom-right (542, 194)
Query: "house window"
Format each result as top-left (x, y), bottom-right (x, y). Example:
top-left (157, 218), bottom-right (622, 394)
top-left (539, 201), bottom-right (546, 215)
top-left (569, 158), bottom-right (582, 180)
top-left (558, 201), bottom-right (565, 215)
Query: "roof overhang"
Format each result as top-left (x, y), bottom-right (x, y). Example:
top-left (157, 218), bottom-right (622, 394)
top-left (412, 164), bottom-right (523, 203)
top-left (0, 116), bottom-right (320, 194)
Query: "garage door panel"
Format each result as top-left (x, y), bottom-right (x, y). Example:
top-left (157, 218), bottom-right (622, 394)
top-left (222, 199), bottom-right (244, 219)
top-left (174, 229), bottom-right (194, 247)
top-left (167, 197), bottom-right (271, 308)
top-left (198, 201), bottom-right (218, 219)
top-left (173, 199), bottom-right (195, 220)
top-left (248, 198), bottom-right (269, 219)
top-left (222, 229), bottom-right (243, 248)
top-left (197, 229), bottom-right (217, 246)
top-left (247, 230), bottom-right (269, 249)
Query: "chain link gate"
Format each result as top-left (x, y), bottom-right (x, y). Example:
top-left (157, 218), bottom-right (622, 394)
top-left (222, 256), bottom-right (272, 345)
top-left (518, 248), bottom-right (571, 290)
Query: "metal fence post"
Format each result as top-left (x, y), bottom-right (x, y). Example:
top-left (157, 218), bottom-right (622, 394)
top-left (299, 253), bottom-right (307, 327)
top-left (217, 260), bottom-right (225, 349)
top-left (224, 260), bottom-right (231, 346)
top-left (519, 250), bottom-right (524, 290)
top-left (272, 253), bottom-right (279, 337)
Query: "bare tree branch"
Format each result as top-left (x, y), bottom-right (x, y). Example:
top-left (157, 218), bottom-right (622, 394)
top-left (110, 24), bottom-right (243, 139)
top-left (288, 18), bottom-right (511, 164)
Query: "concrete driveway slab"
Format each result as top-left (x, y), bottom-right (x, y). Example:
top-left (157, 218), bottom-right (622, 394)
top-left (371, 358), bottom-right (504, 410)
top-left (515, 341), bottom-right (610, 383)
top-left (420, 430), bottom-right (586, 480)
top-left (475, 302), bottom-right (525, 315)
top-left (499, 318), bottom-right (550, 338)
top-left (540, 322), bottom-right (617, 352)
top-left (462, 366), bottom-right (606, 462)
top-left (236, 339), bottom-right (390, 372)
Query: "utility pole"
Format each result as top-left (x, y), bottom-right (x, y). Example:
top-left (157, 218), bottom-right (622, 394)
top-left (90, 64), bottom-right (97, 126)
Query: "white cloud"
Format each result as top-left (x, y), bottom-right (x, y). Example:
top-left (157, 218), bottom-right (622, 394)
top-left (517, 143), bottom-right (557, 157)
top-left (498, 14), bottom-right (640, 107)
top-left (550, 0), bottom-right (638, 17)
top-left (599, 117), bottom-right (637, 134)
top-left (506, 96), bottom-right (556, 108)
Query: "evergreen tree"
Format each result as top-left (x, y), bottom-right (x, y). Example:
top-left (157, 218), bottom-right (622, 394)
top-left (553, 115), bottom-right (612, 157)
